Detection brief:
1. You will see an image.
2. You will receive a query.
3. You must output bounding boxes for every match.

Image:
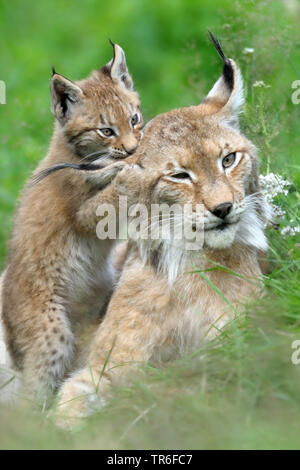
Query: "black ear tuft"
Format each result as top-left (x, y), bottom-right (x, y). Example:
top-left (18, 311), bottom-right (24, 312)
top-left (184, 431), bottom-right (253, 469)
top-left (106, 42), bottom-right (134, 91)
top-left (208, 31), bottom-right (226, 61)
top-left (208, 31), bottom-right (234, 92)
top-left (107, 38), bottom-right (116, 70)
top-left (51, 66), bottom-right (56, 77)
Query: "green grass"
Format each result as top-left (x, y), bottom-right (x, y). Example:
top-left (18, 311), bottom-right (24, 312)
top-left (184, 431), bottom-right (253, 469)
top-left (0, 0), bottom-right (300, 450)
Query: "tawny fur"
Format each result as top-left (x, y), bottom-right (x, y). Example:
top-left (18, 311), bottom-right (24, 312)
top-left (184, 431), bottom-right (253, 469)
top-left (55, 38), bottom-right (269, 426)
top-left (0, 271), bottom-right (8, 367)
top-left (1, 43), bottom-right (143, 402)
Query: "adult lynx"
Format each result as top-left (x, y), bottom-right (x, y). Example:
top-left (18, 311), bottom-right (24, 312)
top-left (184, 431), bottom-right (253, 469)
top-left (56, 34), bottom-right (269, 425)
top-left (2, 41), bottom-right (143, 402)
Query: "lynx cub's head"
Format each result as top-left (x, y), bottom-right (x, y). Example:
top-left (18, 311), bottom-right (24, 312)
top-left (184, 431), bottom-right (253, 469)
top-left (119, 34), bottom-right (269, 268)
top-left (50, 42), bottom-right (143, 164)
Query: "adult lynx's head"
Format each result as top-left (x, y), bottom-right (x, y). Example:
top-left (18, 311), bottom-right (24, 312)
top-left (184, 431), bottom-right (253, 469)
top-left (50, 41), bottom-right (143, 164)
top-left (119, 34), bottom-right (269, 270)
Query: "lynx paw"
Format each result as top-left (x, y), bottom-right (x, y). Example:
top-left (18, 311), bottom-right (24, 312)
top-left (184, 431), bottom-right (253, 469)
top-left (54, 369), bottom-right (107, 430)
top-left (115, 163), bottom-right (144, 198)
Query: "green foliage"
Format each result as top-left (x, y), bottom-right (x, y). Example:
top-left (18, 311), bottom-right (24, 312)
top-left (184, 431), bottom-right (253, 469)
top-left (0, 0), bottom-right (300, 450)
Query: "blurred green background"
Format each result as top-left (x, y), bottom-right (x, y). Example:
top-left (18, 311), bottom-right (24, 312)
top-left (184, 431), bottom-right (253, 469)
top-left (0, 0), bottom-right (300, 450)
top-left (1, 0), bottom-right (300, 269)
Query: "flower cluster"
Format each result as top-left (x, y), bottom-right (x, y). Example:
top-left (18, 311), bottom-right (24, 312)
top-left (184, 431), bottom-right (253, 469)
top-left (281, 226), bottom-right (300, 237)
top-left (259, 172), bottom-right (291, 206)
top-left (259, 173), bottom-right (299, 237)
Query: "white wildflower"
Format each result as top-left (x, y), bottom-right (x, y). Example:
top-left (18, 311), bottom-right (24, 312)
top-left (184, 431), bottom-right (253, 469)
top-left (259, 173), bottom-right (299, 237)
top-left (243, 47), bottom-right (255, 55)
top-left (259, 173), bottom-right (291, 203)
top-left (272, 205), bottom-right (286, 218)
top-left (281, 226), bottom-right (300, 237)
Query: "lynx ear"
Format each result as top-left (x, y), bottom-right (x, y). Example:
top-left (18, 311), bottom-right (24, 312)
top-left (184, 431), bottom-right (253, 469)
top-left (199, 32), bottom-right (244, 129)
top-left (107, 40), bottom-right (134, 90)
top-left (50, 71), bottom-right (83, 125)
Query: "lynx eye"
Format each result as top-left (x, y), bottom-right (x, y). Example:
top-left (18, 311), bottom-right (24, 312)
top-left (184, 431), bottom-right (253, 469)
top-left (222, 152), bottom-right (236, 168)
top-left (131, 114), bottom-right (139, 127)
top-left (171, 172), bottom-right (191, 179)
top-left (98, 128), bottom-right (115, 137)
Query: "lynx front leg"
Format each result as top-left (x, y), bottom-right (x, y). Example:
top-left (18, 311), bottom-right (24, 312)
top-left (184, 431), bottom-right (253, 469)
top-left (74, 161), bottom-right (128, 234)
top-left (55, 304), bottom-right (161, 428)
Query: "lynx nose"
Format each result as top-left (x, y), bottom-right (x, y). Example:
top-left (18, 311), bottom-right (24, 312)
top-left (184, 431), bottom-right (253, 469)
top-left (124, 145), bottom-right (137, 155)
top-left (122, 136), bottom-right (138, 155)
top-left (212, 202), bottom-right (232, 219)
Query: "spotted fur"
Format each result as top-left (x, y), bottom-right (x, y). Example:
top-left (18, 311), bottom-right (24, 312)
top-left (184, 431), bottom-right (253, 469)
top-left (56, 35), bottom-right (269, 427)
top-left (1, 42), bottom-right (142, 403)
